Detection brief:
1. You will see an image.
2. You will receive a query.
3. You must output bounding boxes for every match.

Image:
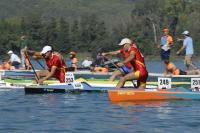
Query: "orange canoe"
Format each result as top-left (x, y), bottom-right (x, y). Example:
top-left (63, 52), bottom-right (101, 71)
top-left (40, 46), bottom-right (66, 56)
top-left (108, 88), bottom-right (200, 102)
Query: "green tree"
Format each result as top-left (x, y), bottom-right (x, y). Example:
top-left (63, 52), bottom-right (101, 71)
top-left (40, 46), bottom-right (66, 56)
top-left (57, 17), bottom-right (70, 52)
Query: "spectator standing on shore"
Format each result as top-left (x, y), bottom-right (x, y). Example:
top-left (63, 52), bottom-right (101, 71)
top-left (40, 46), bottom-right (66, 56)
top-left (158, 28), bottom-right (173, 62)
top-left (176, 31), bottom-right (198, 70)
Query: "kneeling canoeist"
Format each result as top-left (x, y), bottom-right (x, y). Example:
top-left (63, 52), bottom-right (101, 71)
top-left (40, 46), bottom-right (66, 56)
top-left (26, 45), bottom-right (67, 84)
top-left (164, 60), bottom-right (200, 75)
top-left (102, 38), bottom-right (134, 81)
top-left (103, 38), bottom-right (148, 89)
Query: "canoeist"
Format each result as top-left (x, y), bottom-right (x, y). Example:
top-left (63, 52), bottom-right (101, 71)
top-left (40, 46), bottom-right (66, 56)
top-left (102, 38), bottom-right (133, 81)
top-left (176, 30), bottom-right (198, 70)
top-left (164, 60), bottom-right (200, 76)
top-left (7, 50), bottom-right (21, 69)
top-left (158, 28), bottom-right (173, 62)
top-left (103, 38), bottom-right (148, 89)
top-left (26, 45), bottom-right (67, 83)
top-left (69, 51), bottom-right (78, 71)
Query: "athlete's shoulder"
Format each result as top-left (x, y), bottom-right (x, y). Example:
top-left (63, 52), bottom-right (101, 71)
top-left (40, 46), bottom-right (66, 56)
top-left (52, 52), bottom-right (63, 59)
top-left (130, 47), bottom-right (139, 52)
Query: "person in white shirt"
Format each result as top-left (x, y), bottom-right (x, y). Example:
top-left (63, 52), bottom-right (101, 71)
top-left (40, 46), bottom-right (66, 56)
top-left (81, 57), bottom-right (92, 68)
top-left (7, 50), bottom-right (21, 69)
top-left (177, 30), bottom-right (197, 70)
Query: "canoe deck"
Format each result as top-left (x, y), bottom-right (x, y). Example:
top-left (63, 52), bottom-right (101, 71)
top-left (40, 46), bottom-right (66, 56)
top-left (108, 88), bottom-right (200, 102)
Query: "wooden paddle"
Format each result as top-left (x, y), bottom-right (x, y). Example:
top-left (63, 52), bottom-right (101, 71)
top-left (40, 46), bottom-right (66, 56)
top-left (23, 49), bottom-right (40, 83)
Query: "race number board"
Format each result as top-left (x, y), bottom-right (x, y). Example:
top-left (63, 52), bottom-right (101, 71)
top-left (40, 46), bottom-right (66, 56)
top-left (191, 78), bottom-right (200, 89)
top-left (65, 72), bottom-right (75, 84)
top-left (158, 77), bottom-right (171, 89)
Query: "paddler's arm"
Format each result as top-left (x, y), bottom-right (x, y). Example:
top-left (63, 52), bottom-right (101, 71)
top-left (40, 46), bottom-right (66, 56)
top-left (38, 66), bottom-right (57, 84)
top-left (102, 50), bottom-right (120, 56)
top-left (176, 45), bottom-right (185, 55)
top-left (26, 50), bottom-right (43, 59)
top-left (118, 51), bottom-right (135, 67)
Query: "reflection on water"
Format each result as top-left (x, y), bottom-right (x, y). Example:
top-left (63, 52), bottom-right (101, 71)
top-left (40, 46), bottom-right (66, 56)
top-left (111, 101), bottom-right (169, 108)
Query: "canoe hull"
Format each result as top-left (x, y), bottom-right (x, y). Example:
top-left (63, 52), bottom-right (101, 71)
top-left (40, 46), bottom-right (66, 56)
top-left (108, 89), bottom-right (200, 102)
top-left (24, 87), bottom-right (66, 93)
top-left (24, 82), bottom-right (112, 94)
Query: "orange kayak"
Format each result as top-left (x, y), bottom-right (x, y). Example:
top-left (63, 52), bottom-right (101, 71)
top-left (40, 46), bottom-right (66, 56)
top-left (108, 88), bottom-right (200, 102)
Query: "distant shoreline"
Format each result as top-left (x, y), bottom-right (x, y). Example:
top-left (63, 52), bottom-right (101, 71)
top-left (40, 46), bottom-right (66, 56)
top-left (0, 53), bottom-right (199, 63)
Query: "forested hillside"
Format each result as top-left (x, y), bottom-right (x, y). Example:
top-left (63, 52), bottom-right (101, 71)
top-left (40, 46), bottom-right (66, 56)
top-left (0, 0), bottom-right (200, 59)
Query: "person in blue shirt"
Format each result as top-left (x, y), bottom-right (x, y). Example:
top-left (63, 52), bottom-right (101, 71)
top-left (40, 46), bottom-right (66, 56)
top-left (177, 31), bottom-right (198, 70)
top-left (158, 28), bottom-right (173, 62)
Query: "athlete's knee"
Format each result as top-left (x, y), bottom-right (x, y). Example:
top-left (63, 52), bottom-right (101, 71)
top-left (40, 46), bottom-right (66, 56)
top-left (119, 77), bottom-right (126, 82)
top-left (109, 76), bottom-right (115, 81)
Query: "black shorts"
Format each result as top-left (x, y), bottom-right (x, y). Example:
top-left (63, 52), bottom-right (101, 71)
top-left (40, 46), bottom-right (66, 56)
top-left (179, 69), bottom-right (187, 75)
top-left (160, 49), bottom-right (170, 61)
top-left (119, 65), bottom-right (131, 74)
top-left (12, 61), bottom-right (20, 69)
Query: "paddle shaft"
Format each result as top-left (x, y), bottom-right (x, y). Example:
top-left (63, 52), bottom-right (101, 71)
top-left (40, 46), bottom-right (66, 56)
top-left (24, 50), bottom-right (39, 83)
top-left (102, 55), bottom-right (126, 74)
top-left (103, 56), bottom-right (120, 69)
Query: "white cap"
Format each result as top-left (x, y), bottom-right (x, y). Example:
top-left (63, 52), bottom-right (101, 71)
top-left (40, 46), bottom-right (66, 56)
top-left (41, 46), bottom-right (52, 54)
top-left (182, 31), bottom-right (189, 35)
top-left (7, 50), bottom-right (13, 54)
top-left (118, 38), bottom-right (132, 46)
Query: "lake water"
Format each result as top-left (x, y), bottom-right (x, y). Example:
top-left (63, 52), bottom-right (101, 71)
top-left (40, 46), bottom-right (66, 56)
top-left (1, 90), bottom-right (200, 133)
top-left (0, 60), bottom-right (200, 133)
